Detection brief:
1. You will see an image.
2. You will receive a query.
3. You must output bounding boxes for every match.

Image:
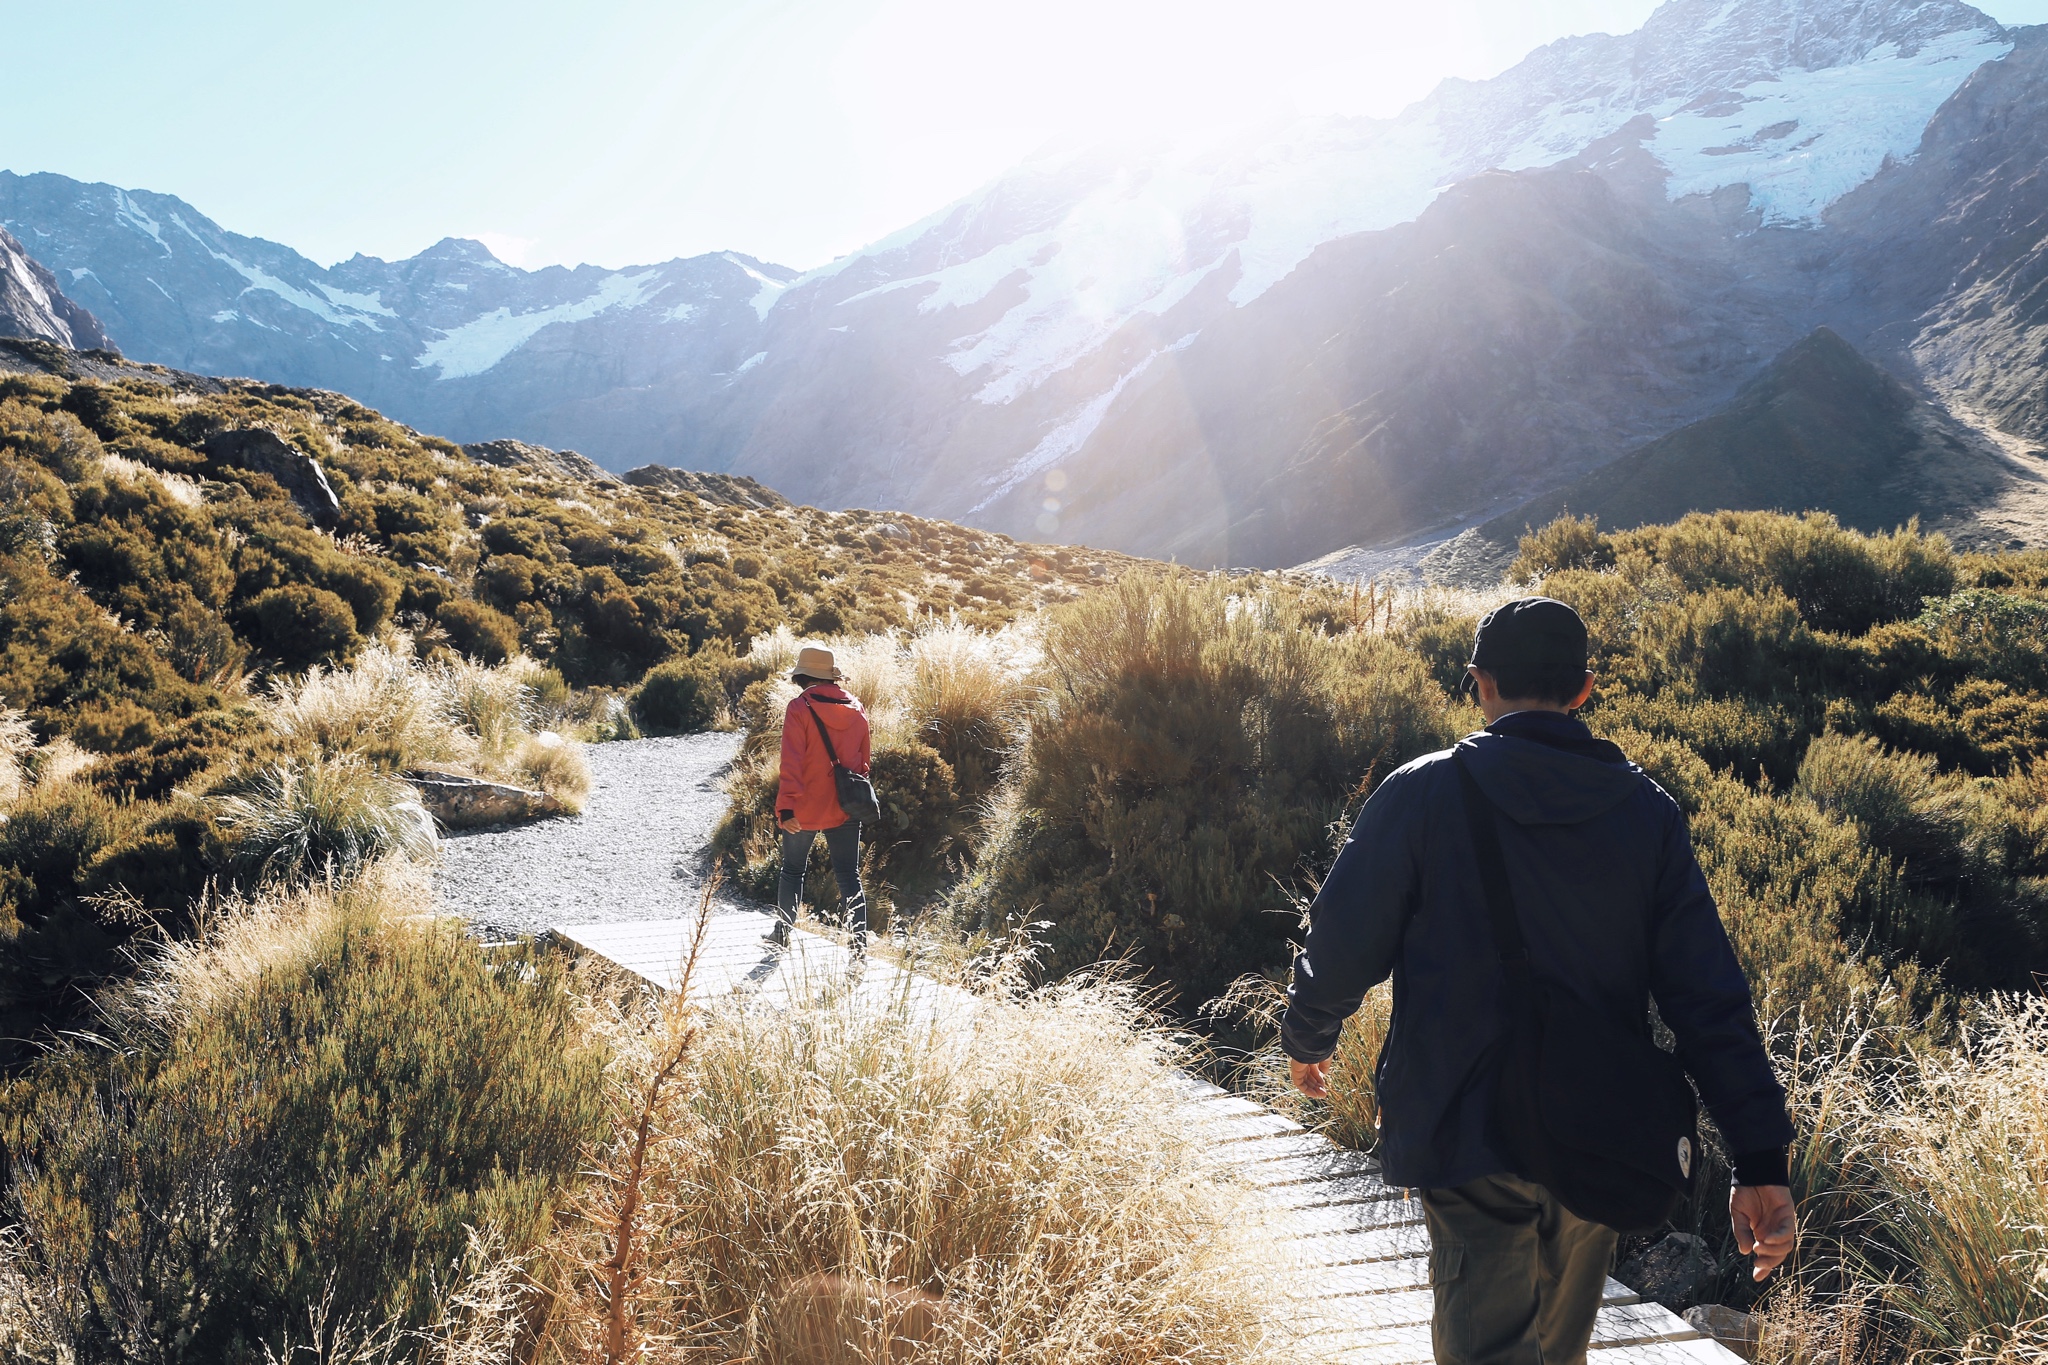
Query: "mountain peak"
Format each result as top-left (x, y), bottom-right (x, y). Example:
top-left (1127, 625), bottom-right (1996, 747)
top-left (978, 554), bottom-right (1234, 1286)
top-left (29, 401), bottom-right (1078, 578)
top-left (415, 237), bottom-right (508, 268)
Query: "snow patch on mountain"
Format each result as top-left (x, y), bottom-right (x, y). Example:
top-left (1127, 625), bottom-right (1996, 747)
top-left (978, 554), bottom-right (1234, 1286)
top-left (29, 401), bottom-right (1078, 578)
top-left (721, 253), bottom-right (791, 320)
top-left (970, 334), bottom-right (1195, 511)
top-left (114, 192), bottom-right (169, 255)
top-left (170, 213), bottom-right (398, 331)
top-left (416, 269), bottom-right (662, 379)
top-left (1652, 27), bottom-right (2012, 221)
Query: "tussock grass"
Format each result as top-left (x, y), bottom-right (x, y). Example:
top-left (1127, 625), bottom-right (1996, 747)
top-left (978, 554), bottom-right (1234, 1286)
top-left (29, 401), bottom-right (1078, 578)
top-left (1225, 976), bottom-right (1391, 1155)
top-left (212, 752), bottom-right (437, 883)
top-left (1742, 996), bottom-right (2048, 1363)
top-left (265, 638), bottom-right (472, 770)
top-left (0, 707), bottom-right (33, 807)
top-left (260, 637), bottom-right (593, 809)
top-left (1860, 998), bottom-right (2048, 1358)
top-left (0, 863), bottom-right (606, 1362)
top-left (97, 450), bottom-right (204, 507)
top-left (511, 730), bottom-right (593, 806)
top-left (902, 620), bottom-right (1039, 798)
top-left (436, 653), bottom-right (537, 765)
top-left (542, 959), bottom-right (1304, 1364)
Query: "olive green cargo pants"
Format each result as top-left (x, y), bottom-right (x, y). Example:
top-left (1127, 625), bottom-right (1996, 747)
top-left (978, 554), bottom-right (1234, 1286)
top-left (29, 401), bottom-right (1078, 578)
top-left (1420, 1174), bottom-right (1618, 1365)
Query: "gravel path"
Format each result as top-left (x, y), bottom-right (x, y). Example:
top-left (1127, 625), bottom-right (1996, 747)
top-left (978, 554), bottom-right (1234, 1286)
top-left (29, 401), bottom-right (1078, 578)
top-left (434, 732), bottom-right (748, 936)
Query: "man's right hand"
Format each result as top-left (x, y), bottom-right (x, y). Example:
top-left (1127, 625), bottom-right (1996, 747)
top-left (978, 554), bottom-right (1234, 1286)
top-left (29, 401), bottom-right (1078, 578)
top-left (777, 813), bottom-right (802, 834)
top-left (1290, 1058), bottom-right (1331, 1098)
top-left (1730, 1184), bottom-right (1797, 1279)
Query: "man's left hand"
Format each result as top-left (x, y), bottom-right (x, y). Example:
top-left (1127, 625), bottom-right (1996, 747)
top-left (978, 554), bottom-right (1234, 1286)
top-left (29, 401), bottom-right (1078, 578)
top-left (1290, 1058), bottom-right (1331, 1098)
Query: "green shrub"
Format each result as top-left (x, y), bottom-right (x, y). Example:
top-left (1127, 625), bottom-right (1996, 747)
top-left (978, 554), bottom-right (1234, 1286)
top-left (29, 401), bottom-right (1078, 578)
top-left (1615, 511), bottom-right (1954, 635)
top-left (632, 654), bottom-right (723, 734)
top-left (1590, 690), bottom-right (1802, 784)
top-left (211, 755), bottom-right (435, 884)
top-left (969, 572), bottom-right (1455, 1004)
top-left (435, 597), bottom-right (520, 664)
top-left (1638, 586), bottom-right (1821, 699)
top-left (1688, 774), bottom-right (1928, 1031)
top-left (2, 874), bottom-right (607, 1360)
top-left (1510, 512), bottom-right (1614, 581)
top-left (1793, 733), bottom-right (2048, 988)
top-left (1397, 598), bottom-right (1482, 697)
top-left (240, 583), bottom-right (362, 670)
top-left (863, 738), bottom-right (961, 894)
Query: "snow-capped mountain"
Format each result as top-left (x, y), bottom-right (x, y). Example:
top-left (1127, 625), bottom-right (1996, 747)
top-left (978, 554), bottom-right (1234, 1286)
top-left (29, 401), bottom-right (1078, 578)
top-left (5, 0), bottom-right (2045, 567)
top-left (0, 172), bottom-right (789, 453)
top-left (765, 0), bottom-right (2007, 415)
top-left (698, 0), bottom-right (2034, 563)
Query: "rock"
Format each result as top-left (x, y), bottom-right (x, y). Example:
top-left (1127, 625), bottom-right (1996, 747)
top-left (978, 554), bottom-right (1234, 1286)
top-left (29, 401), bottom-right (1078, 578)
top-left (1618, 1232), bottom-right (1718, 1309)
top-left (1684, 1304), bottom-right (1760, 1361)
top-left (622, 463), bottom-right (790, 510)
top-left (0, 227), bottom-right (115, 351)
top-left (404, 770), bottom-right (569, 829)
top-left (204, 428), bottom-right (341, 527)
top-left (462, 438), bottom-right (621, 486)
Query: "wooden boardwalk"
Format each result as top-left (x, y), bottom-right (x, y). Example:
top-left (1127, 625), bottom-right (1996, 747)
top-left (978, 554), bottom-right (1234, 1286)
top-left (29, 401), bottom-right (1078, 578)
top-left (553, 908), bottom-right (1740, 1365)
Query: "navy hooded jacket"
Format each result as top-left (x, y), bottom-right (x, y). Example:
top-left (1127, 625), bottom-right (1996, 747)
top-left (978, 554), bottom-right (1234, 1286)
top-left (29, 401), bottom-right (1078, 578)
top-left (1281, 710), bottom-right (1793, 1192)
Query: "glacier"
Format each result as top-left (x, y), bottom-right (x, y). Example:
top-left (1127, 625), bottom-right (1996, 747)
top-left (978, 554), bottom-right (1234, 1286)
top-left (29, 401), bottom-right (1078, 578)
top-left (1651, 28), bottom-right (2014, 221)
top-left (416, 269), bottom-right (662, 379)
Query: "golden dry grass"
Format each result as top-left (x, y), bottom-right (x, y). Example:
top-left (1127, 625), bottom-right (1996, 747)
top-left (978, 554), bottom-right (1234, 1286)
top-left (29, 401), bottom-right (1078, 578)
top-left (539, 958), bottom-right (1307, 1365)
top-left (1751, 995), bottom-right (2048, 1364)
top-left (260, 636), bottom-right (593, 806)
top-left (0, 706), bottom-right (33, 808)
top-left (265, 637), bottom-right (473, 770)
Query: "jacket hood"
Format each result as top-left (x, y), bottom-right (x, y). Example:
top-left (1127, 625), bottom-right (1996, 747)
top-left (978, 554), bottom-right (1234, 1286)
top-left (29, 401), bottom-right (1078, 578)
top-left (796, 684), bottom-right (865, 730)
top-left (1455, 712), bottom-right (1641, 826)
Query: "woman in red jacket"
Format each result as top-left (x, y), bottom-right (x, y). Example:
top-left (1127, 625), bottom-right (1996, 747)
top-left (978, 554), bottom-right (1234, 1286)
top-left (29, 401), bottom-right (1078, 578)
top-left (771, 645), bottom-right (872, 950)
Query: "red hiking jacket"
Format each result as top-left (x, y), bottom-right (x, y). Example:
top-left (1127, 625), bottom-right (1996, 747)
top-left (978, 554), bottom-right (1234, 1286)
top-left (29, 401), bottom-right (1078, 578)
top-left (776, 683), bottom-right (872, 830)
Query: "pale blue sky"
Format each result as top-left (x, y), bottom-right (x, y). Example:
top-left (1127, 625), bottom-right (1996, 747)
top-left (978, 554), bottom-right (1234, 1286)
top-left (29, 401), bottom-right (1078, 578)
top-left (2, 0), bottom-right (2041, 272)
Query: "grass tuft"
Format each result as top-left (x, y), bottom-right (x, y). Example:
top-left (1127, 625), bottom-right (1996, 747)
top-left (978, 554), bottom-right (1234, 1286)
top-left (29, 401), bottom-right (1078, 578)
top-left (540, 959), bottom-right (1304, 1364)
top-left (212, 753), bottom-right (437, 883)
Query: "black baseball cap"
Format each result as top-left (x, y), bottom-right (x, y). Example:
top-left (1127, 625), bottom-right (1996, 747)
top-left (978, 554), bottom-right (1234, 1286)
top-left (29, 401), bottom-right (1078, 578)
top-left (1460, 597), bottom-right (1588, 697)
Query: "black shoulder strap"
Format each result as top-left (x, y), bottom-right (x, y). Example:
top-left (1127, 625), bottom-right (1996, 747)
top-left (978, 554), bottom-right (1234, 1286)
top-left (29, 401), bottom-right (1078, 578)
top-left (1454, 751), bottom-right (1534, 989)
top-left (805, 702), bottom-right (842, 767)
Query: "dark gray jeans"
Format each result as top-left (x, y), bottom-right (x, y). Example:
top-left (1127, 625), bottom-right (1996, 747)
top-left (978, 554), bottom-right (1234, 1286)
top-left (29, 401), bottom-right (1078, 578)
top-left (1420, 1174), bottom-right (1618, 1365)
top-left (777, 823), bottom-right (865, 933)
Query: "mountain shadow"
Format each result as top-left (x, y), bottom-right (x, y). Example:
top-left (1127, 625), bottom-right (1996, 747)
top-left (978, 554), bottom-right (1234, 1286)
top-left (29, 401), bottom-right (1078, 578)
top-left (1480, 327), bottom-right (2036, 550)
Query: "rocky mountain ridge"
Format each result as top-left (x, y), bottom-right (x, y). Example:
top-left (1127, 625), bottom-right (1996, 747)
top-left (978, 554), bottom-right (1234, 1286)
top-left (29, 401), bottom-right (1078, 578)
top-left (0, 226), bottom-right (112, 351)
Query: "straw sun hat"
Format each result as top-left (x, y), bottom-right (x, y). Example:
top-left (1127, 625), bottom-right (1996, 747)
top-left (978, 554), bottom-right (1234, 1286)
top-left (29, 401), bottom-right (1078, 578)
top-left (794, 645), bottom-right (844, 681)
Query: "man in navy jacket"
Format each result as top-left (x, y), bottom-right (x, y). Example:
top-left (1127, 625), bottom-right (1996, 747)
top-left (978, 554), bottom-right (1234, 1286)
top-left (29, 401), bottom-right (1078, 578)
top-left (1284, 597), bottom-right (1796, 1365)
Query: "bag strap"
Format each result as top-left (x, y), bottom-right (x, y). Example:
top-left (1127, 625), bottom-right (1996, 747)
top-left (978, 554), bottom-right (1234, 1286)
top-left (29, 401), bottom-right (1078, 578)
top-left (805, 702), bottom-right (843, 768)
top-left (1453, 751), bottom-right (1537, 998)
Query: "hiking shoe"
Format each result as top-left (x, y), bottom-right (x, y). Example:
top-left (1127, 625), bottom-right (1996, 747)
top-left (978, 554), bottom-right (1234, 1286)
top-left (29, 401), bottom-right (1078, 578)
top-left (763, 921), bottom-right (791, 949)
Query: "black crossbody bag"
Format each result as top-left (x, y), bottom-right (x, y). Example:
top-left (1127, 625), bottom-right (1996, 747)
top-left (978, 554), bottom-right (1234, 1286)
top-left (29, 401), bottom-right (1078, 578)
top-left (806, 702), bottom-right (881, 825)
top-left (1454, 752), bottom-right (1699, 1232)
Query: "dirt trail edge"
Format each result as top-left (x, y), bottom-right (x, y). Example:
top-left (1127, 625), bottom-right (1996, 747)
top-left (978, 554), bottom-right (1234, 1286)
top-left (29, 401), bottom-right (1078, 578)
top-left (433, 732), bottom-right (747, 937)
